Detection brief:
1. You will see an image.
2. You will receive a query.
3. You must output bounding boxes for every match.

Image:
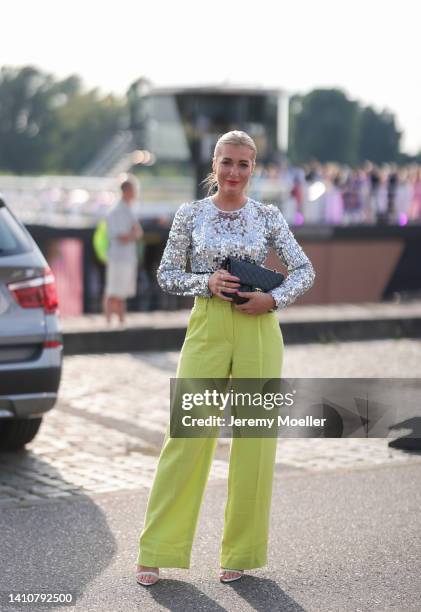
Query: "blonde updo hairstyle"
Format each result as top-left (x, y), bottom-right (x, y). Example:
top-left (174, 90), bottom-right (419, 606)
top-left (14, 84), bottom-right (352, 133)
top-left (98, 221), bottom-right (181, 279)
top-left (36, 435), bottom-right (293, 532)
top-left (202, 130), bottom-right (257, 195)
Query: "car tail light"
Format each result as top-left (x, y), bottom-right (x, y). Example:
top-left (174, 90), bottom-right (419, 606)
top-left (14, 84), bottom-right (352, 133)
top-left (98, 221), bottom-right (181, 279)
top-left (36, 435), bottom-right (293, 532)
top-left (8, 268), bottom-right (59, 314)
top-left (43, 340), bottom-right (62, 348)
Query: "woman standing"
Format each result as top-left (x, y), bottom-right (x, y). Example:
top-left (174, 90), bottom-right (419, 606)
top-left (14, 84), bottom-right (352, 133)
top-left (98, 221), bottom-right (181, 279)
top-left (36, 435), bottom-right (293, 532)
top-left (135, 131), bottom-right (315, 585)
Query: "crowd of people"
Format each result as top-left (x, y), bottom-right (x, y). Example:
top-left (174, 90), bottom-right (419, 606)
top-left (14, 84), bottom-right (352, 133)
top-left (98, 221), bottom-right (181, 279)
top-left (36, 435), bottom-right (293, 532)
top-left (253, 161), bottom-right (421, 226)
top-left (3, 161), bottom-right (421, 229)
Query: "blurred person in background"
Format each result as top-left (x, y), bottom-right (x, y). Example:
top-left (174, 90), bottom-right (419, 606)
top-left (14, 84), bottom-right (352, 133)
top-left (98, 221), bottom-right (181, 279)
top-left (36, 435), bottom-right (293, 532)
top-left (387, 163), bottom-right (398, 221)
top-left (302, 163), bottom-right (326, 224)
top-left (324, 166), bottom-right (344, 225)
top-left (366, 163), bottom-right (380, 223)
top-left (409, 167), bottom-right (421, 221)
top-left (377, 167), bottom-right (390, 224)
top-left (355, 167), bottom-right (370, 223)
top-left (342, 168), bottom-right (365, 225)
top-left (278, 164), bottom-right (298, 225)
top-left (103, 179), bottom-right (143, 325)
top-left (394, 168), bottom-right (413, 224)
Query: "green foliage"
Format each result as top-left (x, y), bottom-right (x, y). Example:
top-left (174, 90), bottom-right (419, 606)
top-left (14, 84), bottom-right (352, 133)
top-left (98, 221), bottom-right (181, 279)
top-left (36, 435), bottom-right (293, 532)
top-left (398, 150), bottom-right (421, 164)
top-left (289, 89), bottom-right (360, 165)
top-left (357, 106), bottom-right (401, 164)
top-left (289, 88), bottom-right (402, 165)
top-left (127, 76), bottom-right (152, 149)
top-left (0, 66), bottom-right (60, 173)
top-left (50, 90), bottom-right (126, 172)
top-left (0, 65), bottom-right (126, 174)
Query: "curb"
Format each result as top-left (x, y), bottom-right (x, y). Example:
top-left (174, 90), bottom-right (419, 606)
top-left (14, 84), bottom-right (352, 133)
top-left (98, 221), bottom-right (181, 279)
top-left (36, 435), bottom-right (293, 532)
top-left (63, 317), bottom-right (421, 355)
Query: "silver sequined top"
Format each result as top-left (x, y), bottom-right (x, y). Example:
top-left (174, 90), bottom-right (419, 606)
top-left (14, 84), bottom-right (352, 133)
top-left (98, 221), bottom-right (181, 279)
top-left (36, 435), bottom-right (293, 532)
top-left (157, 196), bottom-right (315, 310)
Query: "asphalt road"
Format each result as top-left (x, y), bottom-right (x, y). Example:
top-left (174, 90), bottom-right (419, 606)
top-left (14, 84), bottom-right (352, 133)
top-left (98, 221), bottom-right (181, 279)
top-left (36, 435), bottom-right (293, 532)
top-left (1, 461), bottom-right (420, 612)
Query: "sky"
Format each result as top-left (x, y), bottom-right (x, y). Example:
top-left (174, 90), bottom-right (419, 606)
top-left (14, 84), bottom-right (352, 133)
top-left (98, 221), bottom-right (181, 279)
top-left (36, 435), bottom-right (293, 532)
top-left (2, 0), bottom-right (421, 154)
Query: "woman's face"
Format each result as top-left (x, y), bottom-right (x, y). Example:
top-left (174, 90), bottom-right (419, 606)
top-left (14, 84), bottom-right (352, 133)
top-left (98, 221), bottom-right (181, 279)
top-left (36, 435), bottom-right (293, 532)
top-left (212, 143), bottom-right (255, 197)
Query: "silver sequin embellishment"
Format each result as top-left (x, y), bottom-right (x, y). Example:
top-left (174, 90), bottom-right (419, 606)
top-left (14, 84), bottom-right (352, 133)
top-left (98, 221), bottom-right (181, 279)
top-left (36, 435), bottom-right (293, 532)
top-left (157, 197), bottom-right (315, 310)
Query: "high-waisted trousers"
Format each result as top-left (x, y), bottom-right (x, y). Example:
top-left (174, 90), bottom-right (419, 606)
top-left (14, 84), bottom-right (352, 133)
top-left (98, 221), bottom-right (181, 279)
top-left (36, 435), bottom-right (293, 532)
top-left (137, 295), bottom-right (284, 569)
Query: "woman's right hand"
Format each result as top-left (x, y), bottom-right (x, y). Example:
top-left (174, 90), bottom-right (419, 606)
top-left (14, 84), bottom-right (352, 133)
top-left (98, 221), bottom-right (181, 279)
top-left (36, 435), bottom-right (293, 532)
top-left (208, 269), bottom-right (241, 301)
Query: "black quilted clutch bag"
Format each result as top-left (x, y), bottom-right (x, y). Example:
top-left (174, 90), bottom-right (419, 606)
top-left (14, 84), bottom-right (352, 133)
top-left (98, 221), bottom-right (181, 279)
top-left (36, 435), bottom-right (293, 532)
top-left (221, 256), bottom-right (285, 304)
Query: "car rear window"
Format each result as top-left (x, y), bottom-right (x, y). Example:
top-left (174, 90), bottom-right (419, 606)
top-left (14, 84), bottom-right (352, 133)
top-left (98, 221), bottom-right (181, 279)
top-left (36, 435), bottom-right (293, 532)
top-left (0, 204), bottom-right (33, 256)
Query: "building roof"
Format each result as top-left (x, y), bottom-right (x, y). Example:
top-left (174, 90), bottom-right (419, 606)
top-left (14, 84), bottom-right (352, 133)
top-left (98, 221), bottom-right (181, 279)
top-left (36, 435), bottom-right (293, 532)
top-left (144, 82), bottom-right (286, 97)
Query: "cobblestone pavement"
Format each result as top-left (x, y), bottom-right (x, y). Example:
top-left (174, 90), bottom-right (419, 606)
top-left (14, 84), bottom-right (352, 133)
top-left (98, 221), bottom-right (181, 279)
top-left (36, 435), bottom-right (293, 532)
top-left (1, 339), bottom-right (421, 508)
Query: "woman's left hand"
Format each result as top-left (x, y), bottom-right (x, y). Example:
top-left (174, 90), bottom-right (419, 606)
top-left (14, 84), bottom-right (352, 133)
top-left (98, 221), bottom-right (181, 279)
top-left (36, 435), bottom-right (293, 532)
top-left (234, 292), bottom-right (276, 315)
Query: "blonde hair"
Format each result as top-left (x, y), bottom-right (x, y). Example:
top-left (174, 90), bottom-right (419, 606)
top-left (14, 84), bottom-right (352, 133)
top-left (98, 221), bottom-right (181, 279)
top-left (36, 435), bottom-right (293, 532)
top-left (201, 130), bottom-right (257, 195)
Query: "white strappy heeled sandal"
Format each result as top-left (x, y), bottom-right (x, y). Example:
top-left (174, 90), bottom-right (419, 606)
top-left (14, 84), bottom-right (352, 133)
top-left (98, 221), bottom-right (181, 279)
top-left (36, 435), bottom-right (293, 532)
top-left (136, 570), bottom-right (160, 586)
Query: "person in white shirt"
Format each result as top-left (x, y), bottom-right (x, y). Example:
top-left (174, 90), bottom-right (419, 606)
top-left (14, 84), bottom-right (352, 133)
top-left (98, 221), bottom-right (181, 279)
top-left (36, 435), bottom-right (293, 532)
top-left (104, 180), bottom-right (143, 324)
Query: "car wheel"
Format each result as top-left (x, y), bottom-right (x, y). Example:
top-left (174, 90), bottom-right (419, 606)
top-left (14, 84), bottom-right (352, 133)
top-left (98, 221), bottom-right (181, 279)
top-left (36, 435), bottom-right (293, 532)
top-left (0, 417), bottom-right (43, 450)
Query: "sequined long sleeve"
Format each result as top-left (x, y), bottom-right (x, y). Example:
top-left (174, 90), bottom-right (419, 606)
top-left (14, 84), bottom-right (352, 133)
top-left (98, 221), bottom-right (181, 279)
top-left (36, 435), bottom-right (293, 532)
top-left (157, 203), bottom-right (213, 297)
top-left (157, 197), bottom-right (315, 306)
top-left (266, 205), bottom-right (315, 309)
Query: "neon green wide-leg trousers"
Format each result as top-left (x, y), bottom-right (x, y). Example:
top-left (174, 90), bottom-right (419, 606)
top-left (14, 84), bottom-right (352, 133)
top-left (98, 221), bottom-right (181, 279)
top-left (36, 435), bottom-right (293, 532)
top-left (137, 295), bottom-right (284, 569)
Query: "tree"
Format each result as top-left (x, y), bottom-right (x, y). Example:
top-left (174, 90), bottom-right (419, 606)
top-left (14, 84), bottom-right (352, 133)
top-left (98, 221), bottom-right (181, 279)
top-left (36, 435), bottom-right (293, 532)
top-left (0, 66), bottom-right (69, 173)
top-left (127, 77), bottom-right (152, 149)
top-left (51, 90), bottom-right (126, 173)
top-left (357, 106), bottom-right (401, 164)
top-left (0, 65), bottom-right (126, 174)
top-left (289, 89), bottom-right (360, 165)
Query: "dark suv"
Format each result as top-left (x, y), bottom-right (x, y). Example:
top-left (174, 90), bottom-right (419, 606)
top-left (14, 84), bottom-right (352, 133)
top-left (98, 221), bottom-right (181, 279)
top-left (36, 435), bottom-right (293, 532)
top-left (0, 198), bottom-right (62, 450)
